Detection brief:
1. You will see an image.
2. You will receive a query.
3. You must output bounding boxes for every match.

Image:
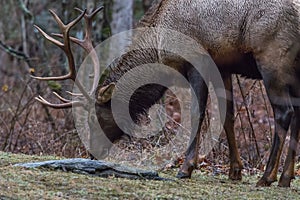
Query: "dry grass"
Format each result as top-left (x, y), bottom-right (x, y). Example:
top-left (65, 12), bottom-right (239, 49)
top-left (1, 151), bottom-right (300, 199)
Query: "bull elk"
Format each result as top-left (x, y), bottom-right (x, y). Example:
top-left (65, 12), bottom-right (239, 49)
top-left (33, 0), bottom-right (300, 187)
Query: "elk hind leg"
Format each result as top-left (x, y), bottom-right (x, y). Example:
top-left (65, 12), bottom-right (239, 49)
top-left (278, 80), bottom-right (300, 187)
top-left (255, 60), bottom-right (294, 186)
top-left (223, 75), bottom-right (243, 180)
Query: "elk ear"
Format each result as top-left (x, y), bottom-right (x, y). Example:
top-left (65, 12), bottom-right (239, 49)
top-left (97, 83), bottom-right (116, 104)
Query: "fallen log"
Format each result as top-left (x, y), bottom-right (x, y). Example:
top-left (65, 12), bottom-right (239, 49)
top-left (14, 158), bottom-right (170, 181)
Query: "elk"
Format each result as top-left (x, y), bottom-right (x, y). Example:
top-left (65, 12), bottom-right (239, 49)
top-left (33, 0), bottom-right (300, 187)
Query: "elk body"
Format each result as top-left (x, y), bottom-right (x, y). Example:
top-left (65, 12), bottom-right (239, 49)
top-left (34, 0), bottom-right (300, 187)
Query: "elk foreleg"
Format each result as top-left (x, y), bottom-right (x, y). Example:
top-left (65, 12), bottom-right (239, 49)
top-left (177, 67), bottom-right (208, 179)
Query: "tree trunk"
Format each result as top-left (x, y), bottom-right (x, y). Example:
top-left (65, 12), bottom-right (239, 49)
top-left (109, 0), bottom-right (134, 56)
top-left (110, 0), bottom-right (134, 34)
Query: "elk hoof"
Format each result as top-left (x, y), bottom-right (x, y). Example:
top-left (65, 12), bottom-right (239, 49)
top-left (229, 168), bottom-right (242, 181)
top-left (256, 177), bottom-right (275, 187)
top-left (278, 175), bottom-right (293, 187)
top-left (176, 170), bottom-right (191, 179)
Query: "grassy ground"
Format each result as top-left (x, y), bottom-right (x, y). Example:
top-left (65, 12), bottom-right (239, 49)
top-left (0, 152), bottom-right (300, 199)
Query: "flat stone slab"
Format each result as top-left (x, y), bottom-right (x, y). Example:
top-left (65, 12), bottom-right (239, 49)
top-left (14, 158), bottom-right (168, 181)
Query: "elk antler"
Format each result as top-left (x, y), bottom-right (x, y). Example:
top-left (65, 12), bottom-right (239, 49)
top-left (32, 7), bottom-right (103, 109)
top-left (53, 6), bottom-right (104, 95)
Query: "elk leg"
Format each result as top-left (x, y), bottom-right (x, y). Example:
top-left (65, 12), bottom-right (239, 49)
top-left (278, 80), bottom-right (300, 187)
top-left (278, 111), bottom-right (300, 187)
top-left (256, 98), bottom-right (292, 186)
top-left (177, 67), bottom-right (208, 179)
top-left (256, 69), bottom-right (293, 186)
top-left (223, 75), bottom-right (243, 180)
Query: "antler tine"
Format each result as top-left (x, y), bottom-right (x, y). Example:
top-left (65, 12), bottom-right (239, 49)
top-left (34, 25), bottom-right (64, 48)
top-left (74, 6), bottom-right (104, 19)
top-left (66, 91), bottom-right (84, 96)
top-left (48, 9), bottom-right (86, 34)
top-left (52, 92), bottom-right (71, 103)
top-left (32, 25), bottom-right (70, 81)
top-left (35, 96), bottom-right (84, 109)
top-left (52, 33), bottom-right (81, 46)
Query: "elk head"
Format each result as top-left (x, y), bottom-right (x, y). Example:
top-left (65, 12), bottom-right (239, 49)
top-left (33, 7), bottom-right (125, 158)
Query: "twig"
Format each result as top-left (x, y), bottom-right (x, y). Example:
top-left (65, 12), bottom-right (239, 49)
top-left (4, 78), bottom-right (33, 151)
top-left (259, 81), bottom-right (273, 145)
top-left (0, 40), bottom-right (31, 64)
top-left (235, 75), bottom-right (260, 162)
top-left (17, 0), bottom-right (33, 19)
top-left (234, 78), bottom-right (258, 120)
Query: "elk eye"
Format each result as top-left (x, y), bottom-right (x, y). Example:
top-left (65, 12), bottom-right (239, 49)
top-left (90, 114), bottom-right (97, 123)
